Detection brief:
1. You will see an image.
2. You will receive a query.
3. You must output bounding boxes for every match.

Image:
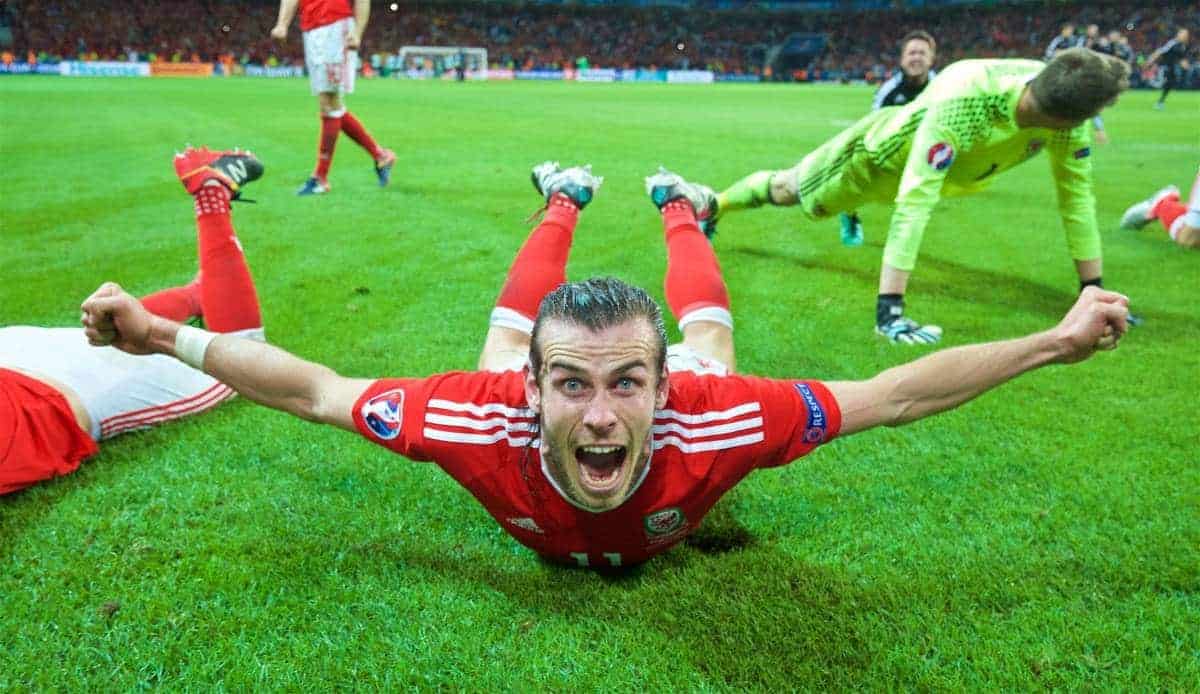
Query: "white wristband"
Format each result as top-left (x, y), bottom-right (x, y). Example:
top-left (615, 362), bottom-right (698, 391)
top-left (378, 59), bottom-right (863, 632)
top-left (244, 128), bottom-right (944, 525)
top-left (175, 325), bottom-right (217, 371)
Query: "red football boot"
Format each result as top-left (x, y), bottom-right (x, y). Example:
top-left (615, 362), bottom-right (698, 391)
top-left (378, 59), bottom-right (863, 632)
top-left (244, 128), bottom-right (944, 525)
top-left (174, 146), bottom-right (264, 199)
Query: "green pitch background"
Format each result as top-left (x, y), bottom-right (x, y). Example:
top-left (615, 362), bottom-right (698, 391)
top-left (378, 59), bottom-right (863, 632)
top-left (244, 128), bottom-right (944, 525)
top-left (1, 76), bottom-right (1198, 689)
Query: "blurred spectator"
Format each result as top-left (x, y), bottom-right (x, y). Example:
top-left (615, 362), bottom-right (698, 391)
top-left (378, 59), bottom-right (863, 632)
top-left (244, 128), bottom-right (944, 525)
top-left (6, 0), bottom-right (1196, 87)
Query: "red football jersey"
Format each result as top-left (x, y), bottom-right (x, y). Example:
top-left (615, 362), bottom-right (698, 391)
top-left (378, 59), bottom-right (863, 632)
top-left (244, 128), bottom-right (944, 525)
top-left (352, 369), bottom-right (841, 567)
top-left (300, 0), bottom-right (353, 32)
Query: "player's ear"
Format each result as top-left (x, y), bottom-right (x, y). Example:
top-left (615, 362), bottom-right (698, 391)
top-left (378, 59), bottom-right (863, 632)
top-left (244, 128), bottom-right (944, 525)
top-left (524, 366), bottom-right (542, 414)
top-left (655, 364), bottom-right (670, 409)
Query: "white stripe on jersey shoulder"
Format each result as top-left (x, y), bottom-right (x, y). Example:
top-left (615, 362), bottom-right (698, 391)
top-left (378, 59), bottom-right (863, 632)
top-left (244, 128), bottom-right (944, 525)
top-left (654, 431), bottom-right (766, 453)
top-left (653, 416), bottom-right (763, 439)
top-left (423, 427), bottom-right (538, 447)
top-left (872, 73), bottom-right (904, 110)
top-left (655, 401), bottom-right (761, 424)
top-left (427, 398), bottom-right (534, 419)
top-left (424, 412), bottom-right (537, 432)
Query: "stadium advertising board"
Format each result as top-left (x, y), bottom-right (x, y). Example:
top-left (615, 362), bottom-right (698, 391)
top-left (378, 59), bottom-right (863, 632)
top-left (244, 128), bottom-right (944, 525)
top-left (577, 68), bottom-right (618, 83)
top-left (667, 70), bottom-right (715, 84)
top-left (0, 62), bottom-right (61, 75)
top-left (515, 69), bottom-right (573, 80)
top-left (619, 69), bottom-right (667, 82)
top-left (149, 62), bottom-right (214, 78)
top-left (244, 65), bottom-right (306, 78)
top-left (59, 61), bottom-right (150, 77)
top-left (716, 73), bottom-right (761, 82)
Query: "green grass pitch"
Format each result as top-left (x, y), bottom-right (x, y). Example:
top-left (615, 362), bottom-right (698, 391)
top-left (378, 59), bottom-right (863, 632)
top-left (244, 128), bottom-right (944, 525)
top-left (1, 75), bottom-right (1198, 689)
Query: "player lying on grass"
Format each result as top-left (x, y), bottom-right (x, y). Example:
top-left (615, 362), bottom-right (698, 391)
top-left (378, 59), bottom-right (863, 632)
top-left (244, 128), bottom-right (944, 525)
top-left (80, 164), bottom-right (1130, 568)
top-left (271, 0), bottom-right (397, 195)
top-left (1120, 167), bottom-right (1200, 249)
top-left (712, 48), bottom-right (1130, 345)
top-left (0, 147), bottom-right (264, 495)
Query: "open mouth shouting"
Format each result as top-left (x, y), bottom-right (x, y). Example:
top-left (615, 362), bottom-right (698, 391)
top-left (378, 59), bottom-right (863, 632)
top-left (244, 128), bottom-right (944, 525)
top-left (575, 444), bottom-right (628, 496)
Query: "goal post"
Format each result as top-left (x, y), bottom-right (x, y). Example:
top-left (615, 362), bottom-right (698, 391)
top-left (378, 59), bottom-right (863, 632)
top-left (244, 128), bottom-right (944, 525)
top-left (395, 46), bottom-right (488, 80)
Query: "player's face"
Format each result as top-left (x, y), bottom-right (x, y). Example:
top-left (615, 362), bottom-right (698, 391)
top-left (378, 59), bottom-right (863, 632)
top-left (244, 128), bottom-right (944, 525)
top-left (525, 317), bottom-right (669, 512)
top-left (900, 39), bottom-right (934, 80)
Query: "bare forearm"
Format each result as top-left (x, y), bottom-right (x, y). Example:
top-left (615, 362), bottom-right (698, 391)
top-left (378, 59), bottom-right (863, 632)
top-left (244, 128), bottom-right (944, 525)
top-left (828, 287), bottom-right (1127, 436)
top-left (869, 331), bottom-right (1063, 426)
top-left (354, 0), bottom-right (370, 36)
top-left (275, 0), bottom-right (299, 28)
top-left (148, 317), bottom-right (336, 422)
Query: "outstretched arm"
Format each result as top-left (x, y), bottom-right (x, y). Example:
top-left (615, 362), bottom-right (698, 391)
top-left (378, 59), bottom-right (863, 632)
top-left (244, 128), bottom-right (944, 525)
top-left (827, 287), bottom-right (1129, 435)
top-left (81, 283), bottom-right (370, 431)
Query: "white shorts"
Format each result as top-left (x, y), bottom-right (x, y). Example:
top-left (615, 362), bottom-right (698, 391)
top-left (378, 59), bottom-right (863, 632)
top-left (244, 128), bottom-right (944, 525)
top-left (1184, 168), bottom-right (1200, 230)
top-left (0, 326), bottom-right (259, 441)
top-left (303, 17), bottom-right (357, 95)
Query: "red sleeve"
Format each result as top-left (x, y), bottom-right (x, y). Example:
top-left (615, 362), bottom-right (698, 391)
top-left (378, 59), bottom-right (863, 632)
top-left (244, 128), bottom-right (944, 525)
top-left (662, 374), bottom-right (841, 484)
top-left (352, 376), bottom-right (441, 461)
top-left (748, 377), bottom-right (842, 468)
top-left (350, 370), bottom-right (533, 472)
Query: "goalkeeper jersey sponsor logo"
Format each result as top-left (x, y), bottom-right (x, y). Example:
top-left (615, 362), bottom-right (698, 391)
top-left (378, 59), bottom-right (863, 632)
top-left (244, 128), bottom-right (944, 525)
top-left (927, 142), bottom-right (955, 171)
top-left (1074, 147), bottom-right (1091, 159)
top-left (794, 383), bottom-right (828, 443)
top-left (363, 388), bottom-right (405, 440)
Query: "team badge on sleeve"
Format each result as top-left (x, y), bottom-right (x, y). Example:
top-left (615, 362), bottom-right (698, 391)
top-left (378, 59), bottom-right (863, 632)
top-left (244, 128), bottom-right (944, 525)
top-left (362, 388), bottom-right (405, 441)
top-left (927, 142), bottom-right (955, 171)
top-left (794, 383), bottom-right (828, 443)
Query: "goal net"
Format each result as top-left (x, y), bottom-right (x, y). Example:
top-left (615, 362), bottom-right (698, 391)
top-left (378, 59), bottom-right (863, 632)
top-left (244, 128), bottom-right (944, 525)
top-left (395, 46), bottom-right (488, 80)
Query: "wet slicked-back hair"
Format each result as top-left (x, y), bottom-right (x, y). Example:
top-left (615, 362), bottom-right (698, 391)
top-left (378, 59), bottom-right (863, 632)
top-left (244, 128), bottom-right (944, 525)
top-left (1031, 47), bottom-right (1130, 121)
top-left (529, 277), bottom-right (668, 378)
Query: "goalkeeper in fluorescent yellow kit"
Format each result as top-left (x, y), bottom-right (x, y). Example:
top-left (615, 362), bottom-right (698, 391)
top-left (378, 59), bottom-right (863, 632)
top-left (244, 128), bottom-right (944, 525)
top-left (711, 48), bottom-right (1130, 344)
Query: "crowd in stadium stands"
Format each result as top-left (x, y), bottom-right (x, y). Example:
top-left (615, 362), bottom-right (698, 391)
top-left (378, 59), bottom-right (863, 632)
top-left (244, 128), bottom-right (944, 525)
top-left (2, 0), bottom-right (1196, 86)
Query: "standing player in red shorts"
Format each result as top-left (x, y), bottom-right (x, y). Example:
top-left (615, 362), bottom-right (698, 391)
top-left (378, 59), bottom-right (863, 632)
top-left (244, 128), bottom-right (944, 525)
top-left (271, 0), bottom-right (396, 195)
top-left (1, 147), bottom-right (265, 494)
top-left (80, 164), bottom-right (1131, 567)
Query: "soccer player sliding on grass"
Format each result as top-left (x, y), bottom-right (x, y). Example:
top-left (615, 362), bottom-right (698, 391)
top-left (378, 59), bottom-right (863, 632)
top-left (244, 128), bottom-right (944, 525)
top-left (81, 164), bottom-right (1130, 568)
top-left (1120, 167), bottom-right (1200, 249)
top-left (712, 48), bottom-right (1130, 345)
top-left (1, 147), bottom-right (265, 494)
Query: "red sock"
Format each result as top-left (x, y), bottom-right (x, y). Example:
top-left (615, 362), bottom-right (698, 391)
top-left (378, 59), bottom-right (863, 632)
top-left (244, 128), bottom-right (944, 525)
top-left (492, 195), bottom-right (580, 332)
top-left (662, 200), bottom-right (731, 329)
top-left (1152, 193), bottom-right (1186, 234)
top-left (140, 279), bottom-right (201, 322)
top-left (193, 186), bottom-right (262, 333)
top-left (340, 111), bottom-right (382, 158)
top-left (314, 114), bottom-right (342, 180)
